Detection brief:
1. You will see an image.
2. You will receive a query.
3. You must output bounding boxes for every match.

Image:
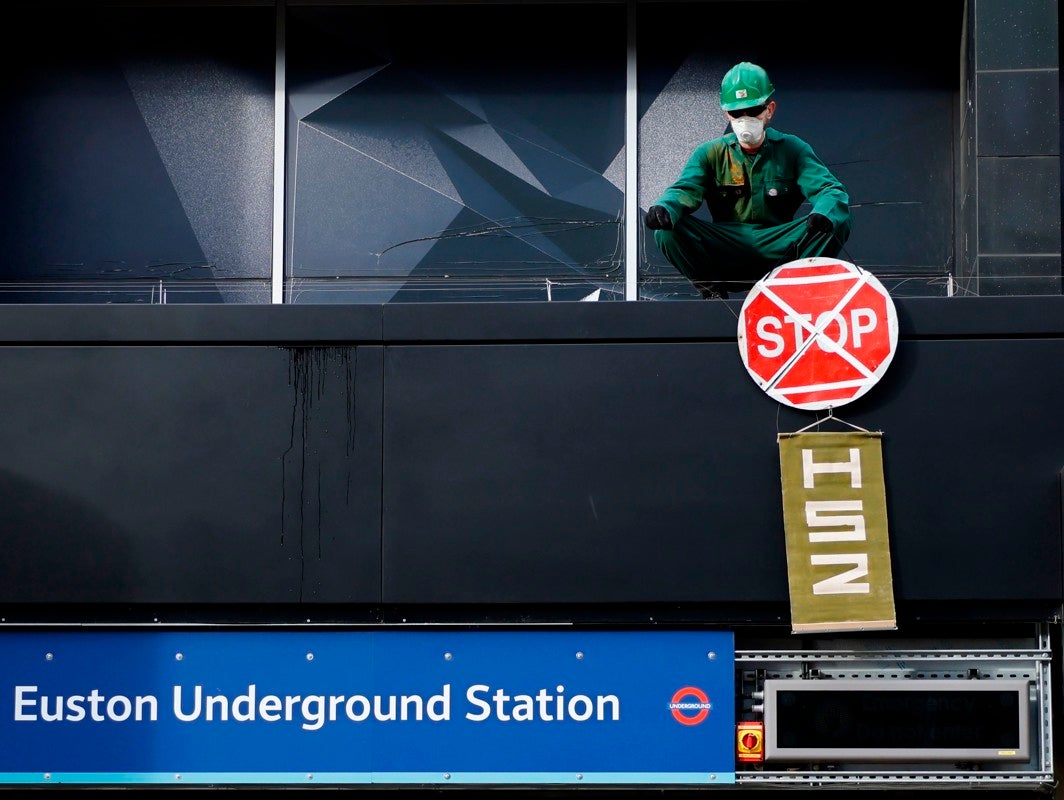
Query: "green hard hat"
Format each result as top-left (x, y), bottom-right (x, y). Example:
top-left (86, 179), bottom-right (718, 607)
top-left (720, 62), bottom-right (775, 111)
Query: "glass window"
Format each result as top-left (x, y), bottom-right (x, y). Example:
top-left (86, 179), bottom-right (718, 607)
top-left (637, 1), bottom-right (964, 301)
top-left (284, 3), bottom-right (627, 303)
top-left (0, 4), bottom-right (275, 304)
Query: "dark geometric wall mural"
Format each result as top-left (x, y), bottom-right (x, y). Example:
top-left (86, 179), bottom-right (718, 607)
top-left (0, 0), bottom-right (1051, 305)
top-left (285, 4), bottom-right (627, 303)
top-left (0, 5), bottom-right (274, 304)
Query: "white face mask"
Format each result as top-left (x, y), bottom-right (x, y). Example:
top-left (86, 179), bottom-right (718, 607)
top-left (730, 116), bottom-right (765, 146)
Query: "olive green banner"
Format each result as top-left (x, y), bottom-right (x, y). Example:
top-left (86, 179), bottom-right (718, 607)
top-left (778, 432), bottom-right (896, 633)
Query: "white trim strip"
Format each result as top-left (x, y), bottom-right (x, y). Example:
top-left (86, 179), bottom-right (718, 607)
top-left (624, 0), bottom-right (638, 301)
top-left (271, 1), bottom-right (287, 304)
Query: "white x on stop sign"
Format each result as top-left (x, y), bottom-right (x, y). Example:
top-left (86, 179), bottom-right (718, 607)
top-left (737, 258), bottom-right (899, 411)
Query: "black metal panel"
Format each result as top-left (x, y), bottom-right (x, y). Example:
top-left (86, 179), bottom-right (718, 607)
top-left (978, 156), bottom-right (1062, 257)
top-left (977, 71), bottom-right (1060, 156)
top-left (0, 304), bottom-right (383, 344)
top-left (381, 300), bottom-right (1064, 605)
top-left (0, 344), bottom-right (382, 604)
top-left (382, 295), bottom-right (1064, 342)
top-left (382, 298), bottom-right (743, 342)
top-left (868, 339), bottom-right (1064, 600)
top-left (894, 296), bottom-right (1064, 336)
top-left (0, 298), bottom-right (1059, 610)
top-left (976, 0), bottom-right (1059, 70)
top-left (382, 340), bottom-right (789, 603)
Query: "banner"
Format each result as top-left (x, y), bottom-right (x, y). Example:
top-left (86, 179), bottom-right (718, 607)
top-left (778, 431), bottom-right (896, 633)
top-left (0, 629), bottom-right (734, 786)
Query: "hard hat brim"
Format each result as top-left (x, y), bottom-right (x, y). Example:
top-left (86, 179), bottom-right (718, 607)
top-left (721, 92), bottom-right (774, 112)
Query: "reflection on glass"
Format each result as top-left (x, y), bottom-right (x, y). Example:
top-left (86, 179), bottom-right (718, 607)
top-left (285, 4), bottom-right (626, 304)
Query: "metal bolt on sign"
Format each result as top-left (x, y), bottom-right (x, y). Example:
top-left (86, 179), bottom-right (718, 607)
top-left (737, 258), bottom-right (899, 411)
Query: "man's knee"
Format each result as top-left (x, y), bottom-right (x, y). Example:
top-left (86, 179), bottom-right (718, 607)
top-left (654, 228), bottom-right (689, 267)
top-left (834, 218), bottom-right (852, 246)
top-left (653, 228), bottom-right (678, 251)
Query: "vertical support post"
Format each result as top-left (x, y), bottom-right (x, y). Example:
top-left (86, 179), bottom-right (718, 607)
top-left (271, 0), bottom-right (287, 304)
top-left (624, 0), bottom-right (638, 301)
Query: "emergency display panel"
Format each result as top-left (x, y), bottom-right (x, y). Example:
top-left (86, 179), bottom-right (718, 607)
top-left (762, 679), bottom-right (1031, 762)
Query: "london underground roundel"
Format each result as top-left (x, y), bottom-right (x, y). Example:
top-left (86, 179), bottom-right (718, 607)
top-left (737, 257), bottom-right (898, 411)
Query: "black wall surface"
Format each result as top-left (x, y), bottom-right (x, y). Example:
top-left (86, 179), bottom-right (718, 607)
top-left (0, 299), bottom-right (1059, 621)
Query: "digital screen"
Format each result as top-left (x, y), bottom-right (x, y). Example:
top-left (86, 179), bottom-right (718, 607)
top-left (763, 679), bottom-right (1030, 762)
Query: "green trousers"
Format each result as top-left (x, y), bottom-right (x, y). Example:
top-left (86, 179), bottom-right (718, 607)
top-left (654, 215), bottom-right (849, 285)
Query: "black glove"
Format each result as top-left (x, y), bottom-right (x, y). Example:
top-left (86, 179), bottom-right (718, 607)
top-left (806, 212), bottom-right (833, 234)
top-left (645, 205), bottom-right (673, 231)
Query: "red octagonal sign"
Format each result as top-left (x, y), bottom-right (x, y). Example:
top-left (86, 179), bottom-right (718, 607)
top-left (737, 257), bottom-right (898, 411)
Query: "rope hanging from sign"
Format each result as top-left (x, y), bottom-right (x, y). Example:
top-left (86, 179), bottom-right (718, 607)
top-left (793, 406), bottom-right (875, 434)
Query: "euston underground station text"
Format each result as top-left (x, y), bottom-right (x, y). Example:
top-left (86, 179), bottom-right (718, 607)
top-left (13, 684), bottom-right (621, 730)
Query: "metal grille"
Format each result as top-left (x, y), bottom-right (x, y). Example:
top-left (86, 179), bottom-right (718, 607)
top-left (734, 625), bottom-right (1054, 788)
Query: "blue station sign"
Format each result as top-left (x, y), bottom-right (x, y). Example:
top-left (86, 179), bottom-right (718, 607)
top-left (0, 629), bottom-right (735, 786)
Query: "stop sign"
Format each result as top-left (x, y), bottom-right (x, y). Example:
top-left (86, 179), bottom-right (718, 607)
top-left (737, 257), bottom-right (898, 411)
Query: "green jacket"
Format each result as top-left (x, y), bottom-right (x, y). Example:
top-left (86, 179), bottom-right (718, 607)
top-left (653, 128), bottom-right (850, 229)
